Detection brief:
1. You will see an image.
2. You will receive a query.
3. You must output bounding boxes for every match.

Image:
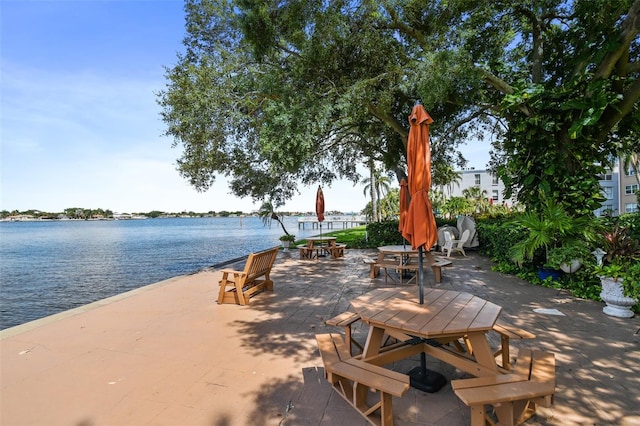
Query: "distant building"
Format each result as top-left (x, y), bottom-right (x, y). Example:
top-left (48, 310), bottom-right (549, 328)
top-left (446, 168), bottom-right (516, 207)
top-left (616, 160), bottom-right (639, 215)
top-left (447, 160), bottom-right (639, 217)
top-left (596, 168), bottom-right (619, 217)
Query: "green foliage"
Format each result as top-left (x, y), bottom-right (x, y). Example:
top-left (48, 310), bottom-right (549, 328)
top-left (258, 201), bottom-right (291, 236)
top-left (508, 199), bottom-right (596, 267)
top-left (591, 215), bottom-right (640, 301)
top-left (623, 262), bottom-right (640, 303)
top-left (161, 1), bottom-right (638, 212)
top-left (366, 221), bottom-right (406, 247)
top-left (547, 243), bottom-right (594, 270)
top-left (475, 214), bottom-right (602, 302)
top-left (494, 76), bottom-right (629, 215)
top-left (441, 197), bottom-right (472, 219)
top-left (476, 217), bottom-right (526, 265)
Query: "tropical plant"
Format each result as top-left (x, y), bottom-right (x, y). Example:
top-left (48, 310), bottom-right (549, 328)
top-left (594, 223), bottom-right (640, 282)
top-left (258, 201), bottom-right (291, 237)
top-left (462, 186), bottom-right (490, 216)
top-left (509, 198), bottom-right (595, 267)
top-left (546, 242), bottom-right (593, 270)
top-left (441, 197), bottom-right (471, 219)
top-left (362, 164), bottom-right (391, 222)
top-left (623, 262), bottom-right (640, 301)
top-left (279, 234), bottom-right (296, 242)
top-left (379, 188), bottom-right (400, 221)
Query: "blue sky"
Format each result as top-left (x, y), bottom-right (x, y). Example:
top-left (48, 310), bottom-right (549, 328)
top-left (1, 1), bottom-right (490, 214)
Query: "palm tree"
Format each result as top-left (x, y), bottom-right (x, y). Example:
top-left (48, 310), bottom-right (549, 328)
top-left (258, 201), bottom-right (290, 236)
top-left (462, 186), bottom-right (490, 216)
top-left (363, 159), bottom-right (379, 222)
top-left (379, 188), bottom-right (400, 221)
top-left (433, 165), bottom-right (462, 198)
top-left (362, 161), bottom-right (391, 222)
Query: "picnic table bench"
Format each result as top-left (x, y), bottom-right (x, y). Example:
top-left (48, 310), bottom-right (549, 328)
top-left (316, 333), bottom-right (410, 426)
top-left (492, 321), bottom-right (537, 370)
top-left (325, 311), bottom-right (363, 355)
top-left (328, 242), bottom-right (347, 259)
top-left (452, 348), bottom-right (556, 426)
top-left (217, 247), bottom-right (279, 305)
top-left (363, 254), bottom-right (452, 283)
top-left (452, 320), bottom-right (537, 370)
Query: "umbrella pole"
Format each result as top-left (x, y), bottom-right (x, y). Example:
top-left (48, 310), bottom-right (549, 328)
top-left (418, 245), bottom-right (424, 304)
top-left (407, 244), bottom-right (446, 393)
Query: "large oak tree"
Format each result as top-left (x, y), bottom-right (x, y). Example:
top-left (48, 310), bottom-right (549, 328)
top-left (158, 0), bottom-right (639, 213)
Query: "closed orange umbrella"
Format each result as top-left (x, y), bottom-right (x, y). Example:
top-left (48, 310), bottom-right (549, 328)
top-left (398, 178), bottom-right (409, 233)
top-left (402, 105), bottom-right (446, 393)
top-left (316, 186), bottom-right (325, 223)
top-left (316, 186), bottom-right (325, 243)
top-left (401, 104), bottom-right (437, 251)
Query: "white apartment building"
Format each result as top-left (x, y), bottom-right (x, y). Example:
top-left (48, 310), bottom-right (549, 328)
top-left (448, 162), bottom-right (638, 216)
top-left (598, 160), bottom-right (639, 216)
top-left (446, 168), bottom-right (516, 207)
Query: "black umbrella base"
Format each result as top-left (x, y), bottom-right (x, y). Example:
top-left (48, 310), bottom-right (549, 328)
top-left (407, 367), bottom-right (447, 393)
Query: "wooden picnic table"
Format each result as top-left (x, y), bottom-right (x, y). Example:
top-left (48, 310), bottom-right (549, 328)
top-left (350, 287), bottom-right (503, 378)
top-left (300, 237), bottom-right (344, 259)
top-left (375, 245), bottom-right (451, 284)
top-left (306, 236), bottom-right (337, 248)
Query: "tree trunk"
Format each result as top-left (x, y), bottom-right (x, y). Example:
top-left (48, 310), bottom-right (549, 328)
top-left (369, 161), bottom-right (379, 222)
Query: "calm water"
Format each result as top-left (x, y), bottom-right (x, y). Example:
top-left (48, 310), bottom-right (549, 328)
top-left (0, 216), bottom-right (321, 330)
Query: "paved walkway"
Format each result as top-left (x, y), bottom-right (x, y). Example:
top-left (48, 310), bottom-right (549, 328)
top-left (1, 249), bottom-right (639, 426)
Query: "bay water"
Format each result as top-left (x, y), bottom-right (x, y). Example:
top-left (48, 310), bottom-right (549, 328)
top-left (0, 216), bottom-right (324, 330)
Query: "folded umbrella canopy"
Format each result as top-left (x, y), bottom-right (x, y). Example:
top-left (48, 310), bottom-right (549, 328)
top-left (401, 104), bottom-right (446, 393)
top-left (316, 186), bottom-right (325, 223)
top-left (401, 105), bottom-right (438, 253)
top-left (316, 186), bottom-right (325, 245)
top-left (398, 178), bottom-right (409, 235)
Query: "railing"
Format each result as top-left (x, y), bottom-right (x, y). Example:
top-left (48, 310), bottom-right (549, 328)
top-left (297, 215), bottom-right (368, 229)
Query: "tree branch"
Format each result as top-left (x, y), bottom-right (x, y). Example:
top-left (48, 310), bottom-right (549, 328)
top-left (594, 0), bottom-right (640, 79)
top-left (479, 68), bottom-right (514, 94)
top-left (597, 77), bottom-right (640, 143)
top-left (382, 5), bottom-right (430, 51)
top-left (367, 103), bottom-right (408, 141)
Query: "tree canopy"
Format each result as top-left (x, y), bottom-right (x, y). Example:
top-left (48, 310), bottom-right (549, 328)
top-left (158, 0), bottom-right (639, 213)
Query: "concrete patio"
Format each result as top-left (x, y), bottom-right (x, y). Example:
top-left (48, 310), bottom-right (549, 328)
top-left (1, 249), bottom-right (639, 425)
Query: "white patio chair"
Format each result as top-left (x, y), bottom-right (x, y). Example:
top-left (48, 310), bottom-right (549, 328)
top-left (446, 229), bottom-right (470, 257)
top-left (442, 231), bottom-right (453, 255)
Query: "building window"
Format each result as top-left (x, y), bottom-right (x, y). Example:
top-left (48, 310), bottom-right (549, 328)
top-left (626, 168), bottom-right (637, 176)
top-left (492, 190), bottom-right (499, 201)
top-left (492, 175), bottom-right (499, 185)
top-left (474, 174), bottom-right (481, 185)
top-left (602, 186), bottom-right (613, 199)
top-left (598, 174), bottom-right (613, 181)
top-left (625, 184), bottom-right (639, 195)
top-left (625, 203), bottom-right (639, 213)
top-left (599, 205), bottom-right (614, 216)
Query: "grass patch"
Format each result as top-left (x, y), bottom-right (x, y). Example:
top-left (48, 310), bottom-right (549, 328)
top-left (297, 226), bottom-right (368, 247)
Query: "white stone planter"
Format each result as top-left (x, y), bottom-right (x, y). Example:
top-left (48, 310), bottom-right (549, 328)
top-left (281, 241), bottom-right (291, 252)
top-left (600, 276), bottom-right (637, 318)
top-left (559, 259), bottom-right (582, 274)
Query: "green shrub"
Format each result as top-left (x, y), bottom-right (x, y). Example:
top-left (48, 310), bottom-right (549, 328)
top-left (366, 221), bottom-right (405, 247)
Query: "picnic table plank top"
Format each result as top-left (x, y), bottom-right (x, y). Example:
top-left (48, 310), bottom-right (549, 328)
top-left (350, 287), bottom-right (501, 339)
